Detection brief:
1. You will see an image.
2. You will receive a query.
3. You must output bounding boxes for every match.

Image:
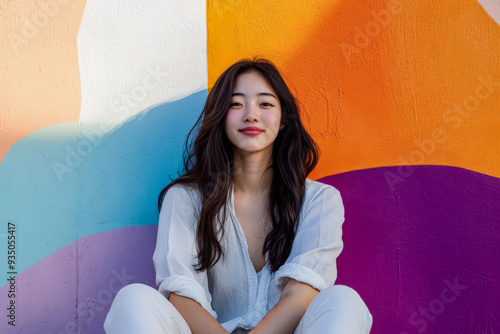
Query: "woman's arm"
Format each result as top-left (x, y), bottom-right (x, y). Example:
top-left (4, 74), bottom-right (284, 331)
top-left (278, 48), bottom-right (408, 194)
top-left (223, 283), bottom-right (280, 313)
top-left (249, 279), bottom-right (319, 334)
top-left (169, 292), bottom-right (229, 334)
top-left (154, 185), bottom-right (222, 332)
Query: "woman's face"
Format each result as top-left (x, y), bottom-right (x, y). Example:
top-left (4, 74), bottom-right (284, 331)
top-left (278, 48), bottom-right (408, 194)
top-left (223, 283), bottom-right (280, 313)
top-left (225, 71), bottom-right (284, 157)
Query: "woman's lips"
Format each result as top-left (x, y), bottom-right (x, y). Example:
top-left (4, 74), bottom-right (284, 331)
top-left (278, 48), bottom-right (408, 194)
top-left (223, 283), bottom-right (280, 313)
top-left (239, 129), bottom-right (263, 135)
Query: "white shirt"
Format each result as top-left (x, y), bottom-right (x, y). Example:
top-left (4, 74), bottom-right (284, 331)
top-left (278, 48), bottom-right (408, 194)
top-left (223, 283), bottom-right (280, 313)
top-left (153, 177), bottom-right (345, 332)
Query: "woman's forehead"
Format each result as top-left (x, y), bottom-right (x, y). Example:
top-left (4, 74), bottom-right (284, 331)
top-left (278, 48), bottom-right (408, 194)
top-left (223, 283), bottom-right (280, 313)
top-left (233, 71), bottom-right (277, 96)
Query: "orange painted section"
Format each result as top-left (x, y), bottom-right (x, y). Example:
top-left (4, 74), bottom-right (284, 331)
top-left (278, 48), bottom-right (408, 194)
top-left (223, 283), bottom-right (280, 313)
top-left (207, 0), bottom-right (500, 180)
top-left (0, 0), bottom-right (85, 163)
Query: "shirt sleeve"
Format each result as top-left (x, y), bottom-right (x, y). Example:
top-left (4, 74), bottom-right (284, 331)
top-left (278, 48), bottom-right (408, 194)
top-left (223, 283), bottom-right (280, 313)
top-left (152, 184), bottom-right (218, 319)
top-left (274, 184), bottom-right (344, 292)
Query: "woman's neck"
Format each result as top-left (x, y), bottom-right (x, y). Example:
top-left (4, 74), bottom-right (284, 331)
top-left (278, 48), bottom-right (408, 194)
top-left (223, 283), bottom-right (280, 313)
top-left (232, 150), bottom-right (273, 195)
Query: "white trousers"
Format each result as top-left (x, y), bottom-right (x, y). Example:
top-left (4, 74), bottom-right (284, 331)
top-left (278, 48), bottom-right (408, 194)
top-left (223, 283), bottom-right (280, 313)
top-left (104, 283), bottom-right (373, 334)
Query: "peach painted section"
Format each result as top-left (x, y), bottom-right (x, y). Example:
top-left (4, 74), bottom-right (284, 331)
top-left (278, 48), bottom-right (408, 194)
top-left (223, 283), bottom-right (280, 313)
top-left (207, 0), bottom-right (500, 180)
top-left (478, 0), bottom-right (500, 26)
top-left (0, 0), bottom-right (85, 163)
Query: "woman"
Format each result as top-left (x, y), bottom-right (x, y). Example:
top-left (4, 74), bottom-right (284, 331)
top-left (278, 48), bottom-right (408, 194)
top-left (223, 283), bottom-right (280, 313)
top-left (104, 58), bottom-right (373, 333)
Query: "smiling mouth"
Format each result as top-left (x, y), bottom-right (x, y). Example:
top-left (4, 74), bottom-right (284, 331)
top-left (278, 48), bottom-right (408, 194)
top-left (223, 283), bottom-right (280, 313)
top-left (239, 129), bottom-right (263, 135)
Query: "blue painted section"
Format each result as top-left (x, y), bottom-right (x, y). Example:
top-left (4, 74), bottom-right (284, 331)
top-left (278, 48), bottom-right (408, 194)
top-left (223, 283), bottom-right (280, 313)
top-left (0, 122), bottom-right (80, 286)
top-left (0, 90), bottom-right (207, 287)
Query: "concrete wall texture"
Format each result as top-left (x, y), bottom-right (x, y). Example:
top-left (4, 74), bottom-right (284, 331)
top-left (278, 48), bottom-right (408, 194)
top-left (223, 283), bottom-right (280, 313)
top-left (1, 0), bottom-right (499, 333)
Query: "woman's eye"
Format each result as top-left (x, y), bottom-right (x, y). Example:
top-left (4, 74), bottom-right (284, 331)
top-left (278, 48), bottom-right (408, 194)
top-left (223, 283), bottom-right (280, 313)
top-left (230, 102), bottom-right (242, 107)
top-left (261, 102), bottom-right (273, 107)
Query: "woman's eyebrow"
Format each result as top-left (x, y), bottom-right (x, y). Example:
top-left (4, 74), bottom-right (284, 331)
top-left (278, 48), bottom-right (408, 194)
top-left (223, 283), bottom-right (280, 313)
top-left (232, 92), bottom-right (277, 99)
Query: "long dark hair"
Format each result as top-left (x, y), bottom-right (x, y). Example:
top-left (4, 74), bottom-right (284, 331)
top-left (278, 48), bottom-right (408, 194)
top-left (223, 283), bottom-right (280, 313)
top-left (158, 57), bottom-right (319, 273)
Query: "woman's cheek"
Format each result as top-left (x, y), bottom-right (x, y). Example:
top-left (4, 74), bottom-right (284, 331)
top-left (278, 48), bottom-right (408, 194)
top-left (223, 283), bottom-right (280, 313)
top-left (224, 111), bottom-right (237, 129)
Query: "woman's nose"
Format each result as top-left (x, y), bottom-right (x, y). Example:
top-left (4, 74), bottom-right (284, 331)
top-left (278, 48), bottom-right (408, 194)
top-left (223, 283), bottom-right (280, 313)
top-left (243, 103), bottom-right (259, 122)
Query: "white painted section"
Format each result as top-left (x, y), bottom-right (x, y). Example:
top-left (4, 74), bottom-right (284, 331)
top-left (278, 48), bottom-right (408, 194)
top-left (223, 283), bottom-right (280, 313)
top-left (477, 0), bottom-right (500, 26)
top-left (77, 0), bottom-right (207, 124)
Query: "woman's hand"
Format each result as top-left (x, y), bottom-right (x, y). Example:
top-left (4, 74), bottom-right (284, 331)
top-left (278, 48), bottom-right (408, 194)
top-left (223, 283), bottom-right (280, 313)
top-left (169, 292), bottom-right (230, 334)
top-left (249, 279), bottom-right (319, 334)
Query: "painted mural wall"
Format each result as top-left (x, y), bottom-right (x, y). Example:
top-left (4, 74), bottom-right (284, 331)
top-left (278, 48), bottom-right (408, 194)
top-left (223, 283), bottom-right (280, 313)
top-left (1, 0), bottom-right (499, 333)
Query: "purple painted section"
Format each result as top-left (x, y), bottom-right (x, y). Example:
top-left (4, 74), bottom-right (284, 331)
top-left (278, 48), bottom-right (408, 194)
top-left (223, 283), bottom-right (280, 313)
top-left (320, 165), bottom-right (500, 334)
top-left (0, 225), bottom-right (157, 334)
top-left (1, 165), bottom-right (499, 333)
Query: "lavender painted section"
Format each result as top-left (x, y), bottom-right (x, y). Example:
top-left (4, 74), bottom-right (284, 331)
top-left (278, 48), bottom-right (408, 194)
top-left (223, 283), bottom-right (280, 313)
top-left (1, 165), bottom-right (498, 333)
top-left (0, 225), bottom-right (157, 334)
top-left (320, 165), bottom-right (500, 334)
